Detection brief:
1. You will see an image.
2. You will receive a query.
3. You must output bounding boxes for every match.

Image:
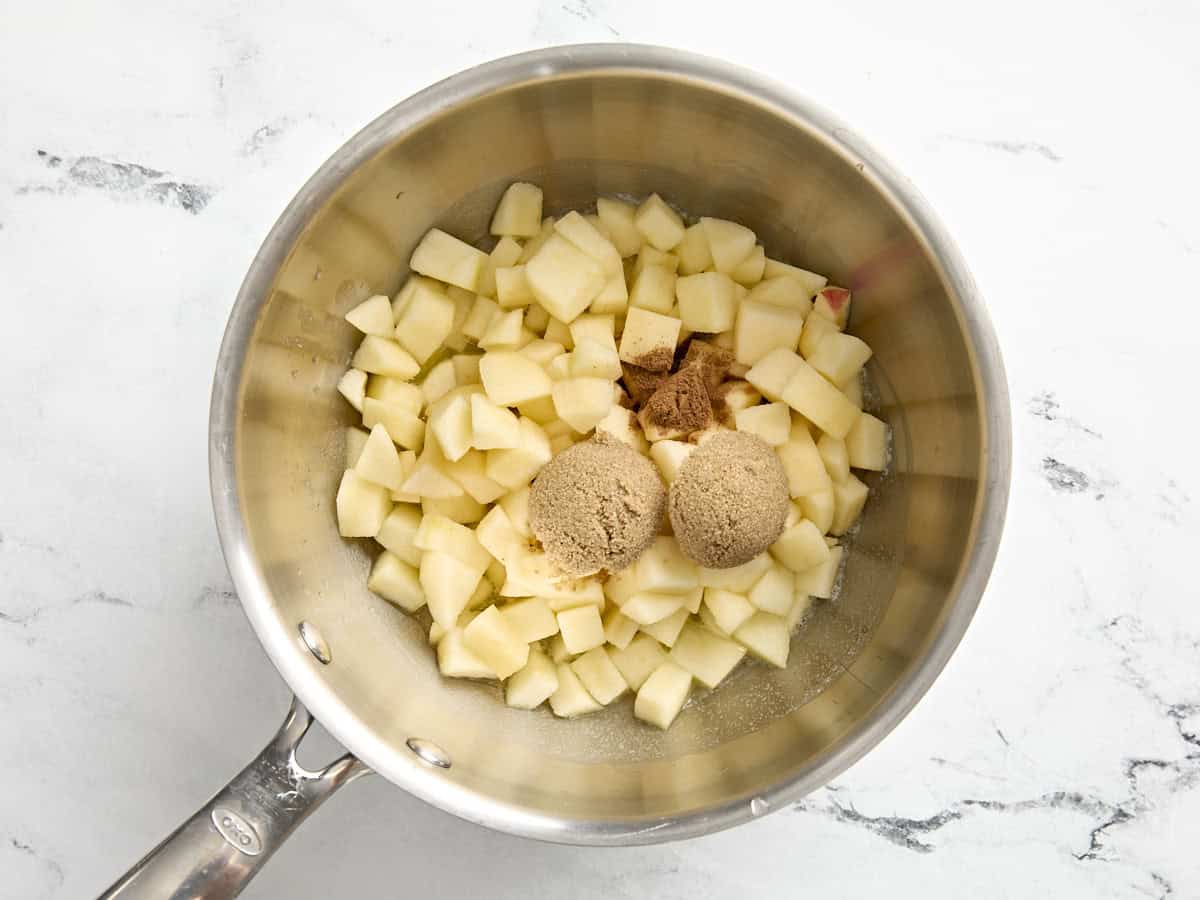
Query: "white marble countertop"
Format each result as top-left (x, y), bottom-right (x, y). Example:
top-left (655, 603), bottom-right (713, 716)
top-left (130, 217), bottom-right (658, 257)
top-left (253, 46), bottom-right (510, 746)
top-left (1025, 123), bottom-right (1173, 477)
top-left (3, 2), bottom-right (1197, 897)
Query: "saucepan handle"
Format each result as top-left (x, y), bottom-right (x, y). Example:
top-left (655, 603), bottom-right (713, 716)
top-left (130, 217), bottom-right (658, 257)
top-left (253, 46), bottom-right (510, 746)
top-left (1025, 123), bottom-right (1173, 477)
top-left (97, 698), bottom-right (370, 899)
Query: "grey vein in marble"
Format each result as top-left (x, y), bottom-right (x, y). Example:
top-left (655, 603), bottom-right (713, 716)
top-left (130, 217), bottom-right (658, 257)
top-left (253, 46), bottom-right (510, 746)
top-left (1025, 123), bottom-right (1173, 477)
top-left (942, 135), bottom-right (1063, 161)
top-left (1042, 456), bottom-right (1094, 494)
top-left (21, 150), bottom-right (213, 214)
top-left (1028, 391), bottom-right (1102, 437)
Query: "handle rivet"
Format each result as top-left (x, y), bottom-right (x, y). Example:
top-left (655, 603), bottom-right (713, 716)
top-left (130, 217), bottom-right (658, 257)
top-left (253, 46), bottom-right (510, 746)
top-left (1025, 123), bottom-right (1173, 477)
top-left (298, 621), bottom-right (331, 664)
top-left (406, 738), bottom-right (451, 769)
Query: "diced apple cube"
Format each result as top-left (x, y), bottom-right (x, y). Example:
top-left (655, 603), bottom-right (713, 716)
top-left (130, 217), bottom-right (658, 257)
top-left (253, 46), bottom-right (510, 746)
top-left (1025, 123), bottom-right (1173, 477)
top-left (353, 424), bottom-right (404, 490)
top-left (367, 375), bottom-right (423, 412)
top-left (808, 333), bottom-right (872, 385)
top-left (800, 311), bottom-right (839, 358)
top-left (632, 245), bottom-right (681, 276)
top-left (569, 313), bottom-right (616, 349)
top-left (469, 393), bottom-right (520, 450)
top-left (733, 611), bottom-right (790, 668)
top-left (596, 197), bottom-right (643, 258)
top-left (494, 265), bottom-right (534, 309)
top-left (845, 412), bottom-right (889, 471)
top-left (556, 604), bottom-right (605, 656)
top-left (542, 317), bottom-right (574, 350)
top-left (478, 308), bottom-right (525, 351)
top-left (410, 228), bottom-right (487, 292)
top-left (795, 545), bottom-right (843, 599)
top-left (570, 646), bottom-right (628, 704)
top-left (554, 210), bottom-right (622, 275)
top-left (840, 373), bottom-right (864, 409)
top-left (589, 272), bottom-right (629, 315)
top-left (551, 377), bottom-right (613, 433)
top-left (817, 433), bottom-right (850, 483)
top-left (375, 505), bottom-right (422, 566)
top-left (734, 299), bottom-right (805, 367)
top-left (700, 217), bottom-right (756, 273)
top-left (698, 552), bottom-right (773, 592)
top-left (669, 623), bottom-right (746, 689)
top-left (771, 519), bottom-right (831, 572)
top-left (337, 368), bottom-right (368, 412)
top-left (367, 551), bottom-right (425, 612)
top-left (427, 390), bottom-right (473, 462)
top-left (621, 592), bottom-right (686, 626)
top-left (462, 295), bottom-right (499, 342)
top-left (351, 336), bottom-right (420, 380)
top-left (345, 426), bottom-right (370, 468)
top-left (462, 605), bottom-right (529, 679)
top-left (702, 588), bottom-right (756, 634)
top-left (618, 308), bottom-right (681, 372)
top-left (525, 234), bottom-right (606, 324)
top-left (491, 182), bottom-right (543, 238)
top-left (634, 194), bottom-right (685, 251)
top-left (414, 513), bottom-right (492, 576)
top-left (401, 453), bottom-right (462, 498)
top-left (745, 348), bottom-right (803, 402)
top-left (500, 597), bottom-right (559, 644)
top-left (485, 417), bottom-right (552, 489)
top-left (730, 245), bottom-right (765, 286)
top-left (570, 338), bottom-right (622, 380)
top-left (594, 405), bottom-right (650, 455)
top-left (801, 487), bottom-right (835, 534)
top-left (478, 237), bottom-right (524, 298)
top-left (640, 607), bottom-right (689, 647)
top-left (345, 294), bottom-right (394, 336)
top-left (498, 485), bottom-right (531, 536)
top-left (830, 475), bottom-right (869, 536)
top-left (549, 662), bottom-right (602, 717)
top-left (634, 661), bottom-right (691, 729)
top-left (608, 633), bottom-right (667, 690)
top-left (479, 351), bottom-right (552, 407)
top-left (781, 358), bottom-right (860, 439)
top-left (675, 271), bottom-right (737, 332)
top-left (336, 469), bottom-right (391, 537)
top-left (389, 451), bottom-right (420, 503)
top-left (734, 402), bottom-right (790, 446)
top-left (394, 279), bottom-right (455, 364)
top-left (812, 286), bottom-right (851, 328)
top-left (475, 504), bottom-right (522, 565)
top-left (505, 649), bottom-right (558, 709)
top-left (637, 536), bottom-right (699, 593)
top-left (628, 264), bottom-right (676, 314)
top-left (361, 399), bottom-right (424, 452)
top-left (762, 259), bottom-right (828, 297)
top-left (424, 493), bottom-right (486, 525)
top-left (421, 550), bottom-right (483, 628)
top-left (675, 223), bottom-right (713, 275)
top-left (519, 340), bottom-right (566, 370)
top-left (442, 450), bottom-right (506, 504)
top-left (776, 422), bottom-right (832, 497)
top-left (649, 440), bottom-right (695, 482)
top-left (602, 606), bottom-right (639, 649)
top-left (437, 628), bottom-right (496, 679)
top-left (419, 360), bottom-right (457, 407)
top-left (746, 562), bottom-right (794, 615)
top-left (745, 276), bottom-right (812, 313)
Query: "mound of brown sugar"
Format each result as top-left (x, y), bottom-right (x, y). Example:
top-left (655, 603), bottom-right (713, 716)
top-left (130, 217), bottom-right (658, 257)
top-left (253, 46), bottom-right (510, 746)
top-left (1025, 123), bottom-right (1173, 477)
top-left (637, 365), bottom-right (712, 442)
top-left (681, 340), bottom-right (734, 393)
top-left (668, 431), bottom-right (790, 568)
top-left (620, 362), bottom-right (668, 405)
top-left (528, 436), bottom-right (667, 577)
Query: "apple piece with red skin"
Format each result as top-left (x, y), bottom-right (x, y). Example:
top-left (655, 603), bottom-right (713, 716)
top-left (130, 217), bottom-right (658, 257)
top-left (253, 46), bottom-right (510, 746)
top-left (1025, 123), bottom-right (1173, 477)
top-left (812, 287), bottom-right (851, 329)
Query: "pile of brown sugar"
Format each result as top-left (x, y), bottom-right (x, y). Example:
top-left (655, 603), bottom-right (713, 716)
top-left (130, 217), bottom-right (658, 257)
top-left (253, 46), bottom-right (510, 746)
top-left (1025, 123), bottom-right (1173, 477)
top-left (528, 435), bottom-right (667, 577)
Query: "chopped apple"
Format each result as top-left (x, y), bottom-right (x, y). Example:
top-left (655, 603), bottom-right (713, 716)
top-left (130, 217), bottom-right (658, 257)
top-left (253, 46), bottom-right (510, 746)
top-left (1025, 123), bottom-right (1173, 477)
top-left (554, 210), bottom-right (622, 275)
top-left (543, 317), bottom-right (574, 350)
top-left (776, 421), bottom-right (832, 496)
top-left (649, 440), bottom-right (695, 482)
top-left (437, 628), bottom-right (495, 679)
top-left (771, 519), bottom-right (831, 572)
top-left (746, 562), bottom-right (794, 616)
top-left (516, 216), bottom-right (556, 263)
top-left (730, 245), bottom-right (766, 286)
top-left (785, 592), bottom-right (814, 631)
top-left (570, 338), bottom-right (622, 380)
top-left (570, 646), bottom-right (628, 704)
top-left (845, 412), bottom-right (889, 471)
top-left (669, 623), bottom-right (746, 689)
top-left (675, 271), bottom-right (737, 332)
top-left (589, 272), bottom-right (629, 315)
top-left (362, 399), bottom-right (424, 452)
top-left (419, 359), bottom-right (457, 406)
top-left (426, 390), bottom-right (473, 462)
top-left (410, 228), bottom-right (487, 292)
top-left (800, 310), bottom-right (839, 358)
top-left (421, 550), bottom-right (483, 628)
top-left (781, 358), bottom-right (860, 439)
top-left (675, 223), bottom-right (713, 275)
top-left (462, 295), bottom-right (499, 342)
top-left (401, 452), bottom-right (462, 498)
top-left (498, 485), bottom-right (531, 536)
top-left (569, 313), bottom-right (617, 350)
top-left (353, 424), bottom-right (405, 489)
top-left (831, 475), bottom-right (869, 536)
top-left (840, 373), bottom-right (864, 409)
top-left (551, 377), bottom-right (613, 433)
top-left (621, 591), bottom-right (686, 626)
top-left (478, 308), bottom-right (525, 351)
top-left (485, 417), bottom-right (551, 489)
top-left (808, 332), bottom-right (872, 385)
top-left (801, 487), bottom-right (835, 534)
top-left (745, 276), bottom-right (813, 312)
top-left (609, 633), bottom-right (668, 690)
top-left (525, 234), bottom-right (606, 324)
top-left (556, 605), bottom-right (605, 655)
top-left (475, 504), bottom-right (522, 565)
top-left (700, 217), bottom-right (756, 273)
top-left (478, 237), bottom-right (524, 298)
top-left (594, 406), bottom-right (650, 454)
top-left (424, 493), bottom-right (486, 525)
top-left (632, 244), bottom-right (681, 276)
top-left (389, 451), bottom-right (420, 503)
top-left (812, 286), bottom-right (851, 328)
top-left (618, 308), bottom-right (681, 372)
top-left (702, 588), bottom-right (755, 634)
top-left (817, 433), bottom-right (850, 483)
top-left (442, 450), bottom-right (506, 504)
top-left (547, 633), bottom-right (571, 664)
top-left (594, 198), bottom-right (641, 257)
top-left (492, 265), bottom-right (532, 309)
top-left (345, 426), bottom-right (369, 468)
top-left (469, 393), bottom-right (520, 450)
top-left (351, 336), bottom-right (420, 380)
top-left (795, 545), bottom-right (843, 599)
top-left (414, 513), bottom-right (492, 575)
top-left (506, 649), bottom-right (558, 709)
top-left (698, 553), bottom-right (773, 592)
top-left (336, 469), bottom-right (391, 537)
top-left (337, 368), bottom-right (368, 412)
top-left (368, 551), bottom-right (425, 612)
top-left (634, 661), bottom-right (691, 729)
top-left (444, 287), bottom-right (474, 352)
top-left (733, 611), bottom-right (790, 668)
top-left (345, 294), bottom-right (393, 336)
top-left (640, 607), bottom-right (689, 647)
top-left (762, 259), bottom-right (828, 296)
top-left (637, 536), bottom-right (699, 593)
top-left (602, 606), bottom-right (640, 649)
top-left (745, 348), bottom-right (803, 402)
top-left (734, 402), bottom-right (790, 446)
top-left (479, 351), bottom-right (552, 406)
top-left (462, 606), bottom-right (529, 679)
top-left (375, 504), bottom-right (422, 566)
top-left (367, 375), bottom-right (423, 412)
top-left (500, 597), bottom-right (559, 643)
top-left (713, 382), bottom-right (762, 424)
top-left (628, 264), bottom-right (676, 315)
top-left (734, 299), bottom-right (805, 367)
top-left (490, 182), bottom-right (543, 237)
top-left (393, 279), bottom-right (455, 363)
top-left (549, 662), bottom-right (602, 717)
top-left (634, 194), bottom-right (685, 250)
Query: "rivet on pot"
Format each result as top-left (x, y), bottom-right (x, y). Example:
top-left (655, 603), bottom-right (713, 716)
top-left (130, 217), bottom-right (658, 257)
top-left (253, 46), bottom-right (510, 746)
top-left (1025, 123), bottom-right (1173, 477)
top-left (298, 621), bottom-right (331, 664)
top-left (406, 738), bottom-right (451, 769)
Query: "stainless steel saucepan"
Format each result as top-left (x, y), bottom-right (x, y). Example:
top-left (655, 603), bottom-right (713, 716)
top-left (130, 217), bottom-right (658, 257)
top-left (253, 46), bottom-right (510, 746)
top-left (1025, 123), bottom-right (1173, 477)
top-left (100, 44), bottom-right (1010, 899)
